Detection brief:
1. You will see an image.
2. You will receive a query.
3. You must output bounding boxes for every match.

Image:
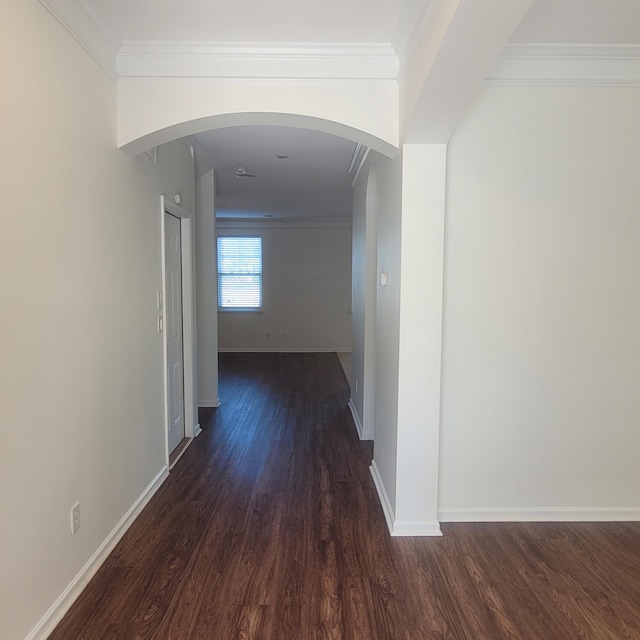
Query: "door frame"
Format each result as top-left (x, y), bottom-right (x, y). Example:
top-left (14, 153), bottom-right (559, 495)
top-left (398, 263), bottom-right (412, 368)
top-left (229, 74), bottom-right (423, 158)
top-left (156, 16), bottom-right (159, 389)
top-left (161, 196), bottom-right (200, 468)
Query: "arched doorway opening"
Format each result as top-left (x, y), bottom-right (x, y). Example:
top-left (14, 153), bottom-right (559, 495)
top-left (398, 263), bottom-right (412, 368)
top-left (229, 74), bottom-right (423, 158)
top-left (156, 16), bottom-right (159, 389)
top-left (133, 113), bottom-right (397, 459)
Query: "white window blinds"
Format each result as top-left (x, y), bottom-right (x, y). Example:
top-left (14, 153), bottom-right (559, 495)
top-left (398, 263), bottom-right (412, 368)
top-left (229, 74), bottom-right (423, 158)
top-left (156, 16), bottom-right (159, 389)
top-left (217, 236), bottom-right (262, 310)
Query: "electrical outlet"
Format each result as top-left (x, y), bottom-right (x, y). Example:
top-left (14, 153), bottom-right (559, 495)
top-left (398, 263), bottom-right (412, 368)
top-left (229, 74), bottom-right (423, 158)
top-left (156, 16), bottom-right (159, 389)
top-left (282, 331), bottom-right (290, 339)
top-left (71, 502), bottom-right (80, 535)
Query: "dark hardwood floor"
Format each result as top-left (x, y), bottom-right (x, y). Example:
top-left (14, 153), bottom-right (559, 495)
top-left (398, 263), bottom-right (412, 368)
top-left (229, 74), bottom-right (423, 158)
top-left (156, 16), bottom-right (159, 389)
top-left (49, 352), bottom-right (640, 639)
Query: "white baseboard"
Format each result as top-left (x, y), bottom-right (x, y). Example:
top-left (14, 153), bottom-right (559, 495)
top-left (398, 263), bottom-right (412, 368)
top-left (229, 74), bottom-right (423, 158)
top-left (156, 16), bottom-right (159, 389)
top-left (370, 461), bottom-right (395, 535)
top-left (187, 421), bottom-right (202, 438)
top-left (370, 461), bottom-right (442, 537)
top-left (391, 521), bottom-right (443, 536)
top-left (348, 399), bottom-right (363, 438)
top-left (169, 435), bottom-right (198, 470)
top-left (26, 467), bottom-right (170, 640)
top-left (439, 507), bottom-right (640, 522)
top-left (198, 400), bottom-right (221, 407)
top-left (348, 399), bottom-right (373, 440)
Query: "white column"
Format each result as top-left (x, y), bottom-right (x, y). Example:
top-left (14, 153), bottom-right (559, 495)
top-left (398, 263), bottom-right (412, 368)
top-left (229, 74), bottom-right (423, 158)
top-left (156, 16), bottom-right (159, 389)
top-left (393, 143), bottom-right (447, 535)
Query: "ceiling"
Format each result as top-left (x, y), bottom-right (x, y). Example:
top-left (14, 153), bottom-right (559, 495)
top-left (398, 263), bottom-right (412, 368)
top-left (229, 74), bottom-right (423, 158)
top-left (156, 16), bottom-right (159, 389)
top-left (71, 0), bottom-right (640, 220)
top-left (80, 0), bottom-right (640, 48)
top-left (509, 0), bottom-right (640, 44)
top-left (79, 0), bottom-right (640, 47)
top-left (196, 126), bottom-right (358, 220)
top-left (84, 0), bottom-right (409, 44)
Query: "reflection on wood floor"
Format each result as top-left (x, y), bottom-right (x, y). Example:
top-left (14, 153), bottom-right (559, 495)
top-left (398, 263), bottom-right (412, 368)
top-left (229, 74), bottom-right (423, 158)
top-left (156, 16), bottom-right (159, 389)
top-left (49, 352), bottom-right (640, 639)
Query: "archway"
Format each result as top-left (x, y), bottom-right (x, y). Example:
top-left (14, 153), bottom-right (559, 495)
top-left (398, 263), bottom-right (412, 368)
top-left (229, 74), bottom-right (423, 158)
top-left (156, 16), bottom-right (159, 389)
top-left (119, 112), bottom-right (398, 159)
top-left (134, 112), bottom-right (395, 439)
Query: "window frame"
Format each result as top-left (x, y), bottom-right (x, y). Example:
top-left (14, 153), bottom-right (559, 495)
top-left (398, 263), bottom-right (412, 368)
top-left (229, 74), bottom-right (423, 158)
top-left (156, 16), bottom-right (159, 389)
top-left (216, 235), bottom-right (263, 312)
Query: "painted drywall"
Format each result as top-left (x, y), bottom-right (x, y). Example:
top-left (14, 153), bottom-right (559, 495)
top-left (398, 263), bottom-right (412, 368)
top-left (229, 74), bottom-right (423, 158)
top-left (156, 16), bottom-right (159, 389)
top-left (117, 80), bottom-right (399, 156)
top-left (351, 177), bottom-right (367, 401)
top-left (216, 222), bottom-right (352, 352)
top-left (394, 144), bottom-right (446, 535)
top-left (439, 86), bottom-right (640, 519)
top-left (368, 151), bottom-right (404, 516)
top-left (195, 169), bottom-right (219, 406)
top-left (0, 4), bottom-right (194, 639)
top-left (350, 160), bottom-right (379, 439)
top-left (366, 145), bottom-right (447, 535)
top-left (156, 142), bottom-right (195, 213)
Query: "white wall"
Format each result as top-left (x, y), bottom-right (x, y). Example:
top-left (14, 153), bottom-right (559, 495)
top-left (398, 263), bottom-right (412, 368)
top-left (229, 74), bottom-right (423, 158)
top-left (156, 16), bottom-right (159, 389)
top-left (439, 85), bottom-right (640, 520)
top-left (394, 144), bottom-right (446, 535)
top-left (0, 4), bottom-right (194, 639)
top-left (350, 161), bottom-right (379, 439)
top-left (216, 222), bottom-right (352, 352)
top-left (117, 81), bottom-right (399, 156)
top-left (368, 151), bottom-right (403, 516)
top-left (195, 169), bottom-right (219, 406)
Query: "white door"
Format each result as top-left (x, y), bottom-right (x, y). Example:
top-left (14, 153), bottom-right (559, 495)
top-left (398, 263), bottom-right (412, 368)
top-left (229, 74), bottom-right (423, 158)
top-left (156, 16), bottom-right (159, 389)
top-left (165, 212), bottom-right (185, 453)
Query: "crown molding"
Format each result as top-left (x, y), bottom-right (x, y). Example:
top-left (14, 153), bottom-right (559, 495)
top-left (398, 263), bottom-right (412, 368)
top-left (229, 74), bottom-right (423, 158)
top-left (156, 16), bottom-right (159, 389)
top-left (116, 41), bottom-right (399, 80)
top-left (349, 144), bottom-right (370, 186)
top-left (116, 77), bottom-right (397, 88)
top-left (38, 1), bottom-right (399, 81)
top-left (37, 2), bottom-right (640, 87)
top-left (38, 0), bottom-right (119, 79)
top-left (487, 43), bottom-right (640, 87)
top-left (216, 218), bottom-right (352, 229)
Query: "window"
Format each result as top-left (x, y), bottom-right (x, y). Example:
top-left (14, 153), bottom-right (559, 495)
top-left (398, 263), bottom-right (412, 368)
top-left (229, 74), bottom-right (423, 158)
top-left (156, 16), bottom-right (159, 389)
top-left (217, 236), bottom-right (262, 310)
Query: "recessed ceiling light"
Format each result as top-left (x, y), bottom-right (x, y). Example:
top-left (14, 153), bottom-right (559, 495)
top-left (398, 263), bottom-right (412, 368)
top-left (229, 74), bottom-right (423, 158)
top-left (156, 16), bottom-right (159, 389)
top-left (275, 154), bottom-right (289, 160)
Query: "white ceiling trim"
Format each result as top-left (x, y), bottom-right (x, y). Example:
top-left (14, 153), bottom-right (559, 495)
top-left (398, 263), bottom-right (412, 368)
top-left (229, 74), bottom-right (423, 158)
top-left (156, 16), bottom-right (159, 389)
top-left (116, 42), bottom-right (399, 80)
top-left (488, 43), bottom-right (640, 86)
top-left (116, 77), bottom-right (398, 88)
top-left (38, 0), bottom-right (119, 79)
top-left (38, 1), bottom-right (640, 87)
top-left (217, 218), bottom-right (352, 229)
top-left (348, 144), bottom-right (370, 187)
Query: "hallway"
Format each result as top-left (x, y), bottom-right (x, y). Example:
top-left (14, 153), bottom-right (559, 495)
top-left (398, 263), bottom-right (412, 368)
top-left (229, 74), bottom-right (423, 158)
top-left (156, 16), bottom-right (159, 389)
top-left (49, 353), bottom-right (640, 639)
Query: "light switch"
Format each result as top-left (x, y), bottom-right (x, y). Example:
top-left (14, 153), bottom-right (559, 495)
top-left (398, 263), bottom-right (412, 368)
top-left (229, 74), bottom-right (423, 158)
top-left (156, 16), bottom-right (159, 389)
top-left (380, 273), bottom-right (388, 286)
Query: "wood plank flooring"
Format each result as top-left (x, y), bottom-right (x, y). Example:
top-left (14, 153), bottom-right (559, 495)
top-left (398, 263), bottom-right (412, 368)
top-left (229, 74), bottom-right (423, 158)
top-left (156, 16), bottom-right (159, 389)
top-left (49, 352), bottom-right (640, 639)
